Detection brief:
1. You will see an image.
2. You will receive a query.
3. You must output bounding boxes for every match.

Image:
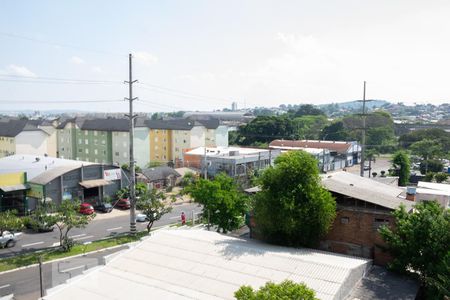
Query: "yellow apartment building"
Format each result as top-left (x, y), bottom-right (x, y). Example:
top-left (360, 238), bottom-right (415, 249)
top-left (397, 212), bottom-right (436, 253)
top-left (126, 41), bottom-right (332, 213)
top-left (149, 128), bottom-right (172, 163)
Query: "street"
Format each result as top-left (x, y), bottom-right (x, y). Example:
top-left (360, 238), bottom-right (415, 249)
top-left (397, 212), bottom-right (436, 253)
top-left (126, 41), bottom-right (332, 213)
top-left (0, 245), bottom-right (128, 299)
top-left (0, 202), bottom-right (202, 258)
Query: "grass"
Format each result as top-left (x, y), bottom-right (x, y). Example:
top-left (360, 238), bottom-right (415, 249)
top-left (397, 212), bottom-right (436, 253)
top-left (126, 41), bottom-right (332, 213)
top-left (0, 231), bottom-right (149, 272)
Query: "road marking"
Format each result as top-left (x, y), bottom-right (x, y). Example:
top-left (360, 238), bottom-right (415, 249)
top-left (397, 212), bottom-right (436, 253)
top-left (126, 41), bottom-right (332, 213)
top-left (69, 234), bottom-right (86, 239)
top-left (60, 265), bottom-right (85, 273)
top-left (73, 235), bottom-right (94, 241)
top-left (21, 241), bottom-right (44, 248)
top-left (52, 242), bottom-right (60, 247)
top-left (106, 227), bottom-right (122, 231)
top-left (0, 284), bottom-right (10, 289)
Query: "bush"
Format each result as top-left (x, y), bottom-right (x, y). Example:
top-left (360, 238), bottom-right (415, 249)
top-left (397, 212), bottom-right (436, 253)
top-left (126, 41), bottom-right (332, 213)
top-left (434, 172), bottom-right (449, 183)
top-left (234, 280), bottom-right (318, 300)
top-left (423, 172), bottom-right (434, 182)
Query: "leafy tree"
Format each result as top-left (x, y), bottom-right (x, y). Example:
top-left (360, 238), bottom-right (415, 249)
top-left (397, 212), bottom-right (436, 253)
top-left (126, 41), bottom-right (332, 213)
top-left (54, 200), bottom-right (95, 251)
top-left (180, 172), bottom-right (197, 187)
top-left (434, 172), bottom-right (449, 183)
top-left (116, 182), bottom-right (148, 200)
top-left (136, 189), bottom-right (172, 232)
top-left (234, 280), bottom-right (318, 300)
top-left (290, 104), bottom-right (325, 117)
top-left (392, 151), bottom-right (410, 186)
top-left (379, 201), bottom-right (450, 298)
top-left (423, 172), bottom-right (434, 182)
top-left (0, 210), bottom-right (23, 235)
top-left (254, 151), bottom-right (336, 247)
top-left (25, 203), bottom-right (58, 232)
top-left (410, 139), bottom-right (444, 174)
top-left (399, 128), bottom-right (450, 152)
top-left (186, 173), bottom-right (249, 233)
top-left (320, 120), bottom-right (350, 141)
top-left (420, 160), bottom-right (443, 175)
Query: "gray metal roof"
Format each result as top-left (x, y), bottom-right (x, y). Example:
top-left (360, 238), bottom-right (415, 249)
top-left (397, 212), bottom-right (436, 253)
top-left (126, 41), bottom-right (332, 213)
top-left (141, 166), bottom-right (181, 182)
top-left (44, 228), bottom-right (372, 300)
top-left (0, 119), bottom-right (29, 137)
top-left (321, 171), bottom-right (414, 211)
top-left (145, 119), bottom-right (198, 130)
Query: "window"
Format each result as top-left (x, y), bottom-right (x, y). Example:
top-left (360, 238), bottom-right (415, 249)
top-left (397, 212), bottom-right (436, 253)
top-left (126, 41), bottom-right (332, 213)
top-left (154, 137), bottom-right (158, 142)
top-left (183, 140), bottom-right (186, 143)
top-left (84, 130), bottom-right (88, 136)
top-left (103, 150), bottom-right (106, 155)
top-left (85, 149), bottom-right (89, 154)
top-left (94, 139), bottom-right (98, 145)
top-left (78, 148), bottom-right (82, 153)
top-left (94, 131), bottom-right (97, 136)
top-left (61, 147), bottom-right (65, 151)
top-left (60, 138), bottom-right (64, 143)
top-left (115, 152), bottom-right (119, 156)
top-left (94, 158), bottom-right (98, 163)
top-left (94, 149), bottom-right (98, 155)
top-left (78, 138), bottom-right (82, 144)
top-left (123, 132), bottom-right (127, 137)
top-left (102, 140), bottom-right (106, 145)
top-left (373, 218), bottom-right (389, 230)
top-left (85, 139), bottom-right (88, 145)
top-left (123, 141), bottom-right (127, 147)
top-left (123, 152), bottom-right (127, 158)
top-left (340, 217), bottom-right (350, 224)
top-left (175, 147), bottom-right (179, 152)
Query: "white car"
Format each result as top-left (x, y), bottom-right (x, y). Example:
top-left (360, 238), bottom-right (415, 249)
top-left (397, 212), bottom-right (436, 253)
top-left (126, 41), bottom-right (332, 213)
top-left (136, 214), bottom-right (149, 222)
top-left (0, 231), bottom-right (18, 248)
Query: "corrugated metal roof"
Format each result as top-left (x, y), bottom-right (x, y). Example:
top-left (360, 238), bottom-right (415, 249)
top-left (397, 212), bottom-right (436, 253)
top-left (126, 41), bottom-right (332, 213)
top-left (0, 183), bottom-right (30, 192)
top-left (270, 139), bottom-right (356, 154)
top-left (321, 171), bottom-right (414, 211)
top-left (45, 228), bottom-right (371, 300)
top-left (79, 179), bottom-right (112, 188)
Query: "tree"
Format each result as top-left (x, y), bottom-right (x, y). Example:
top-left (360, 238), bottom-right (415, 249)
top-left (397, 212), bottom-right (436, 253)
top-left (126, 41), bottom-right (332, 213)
top-left (54, 200), bottom-right (95, 251)
top-left (379, 201), bottom-right (450, 298)
top-left (254, 151), bottom-right (336, 247)
top-left (410, 139), bottom-right (444, 174)
top-left (434, 172), bottom-right (449, 183)
top-left (186, 173), bottom-right (249, 233)
top-left (392, 151), bottom-right (410, 186)
top-left (0, 210), bottom-right (23, 235)
top-left (420, 159), bottom-right (444, 175)
top-left (399, 128), bottom-right (450, 152)
top-left (136, 189), bottom-right (172, 232)
top-left (234, 280), bottom-right (318, 300)
top-left (25, 203), bottom-right (58, 232)
top-left (291, 104), bottom-right (325, 117)
top-left (320, 121), bottom-right (350, 141)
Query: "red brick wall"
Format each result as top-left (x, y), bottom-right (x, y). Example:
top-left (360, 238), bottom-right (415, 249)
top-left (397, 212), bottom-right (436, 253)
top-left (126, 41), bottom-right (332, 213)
top-left (321, 208), bottom-right (395, 265)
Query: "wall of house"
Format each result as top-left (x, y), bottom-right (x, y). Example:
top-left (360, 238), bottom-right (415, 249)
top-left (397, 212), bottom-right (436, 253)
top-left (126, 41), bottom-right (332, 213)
top-left (213, 126), bottom-right (229, 147)
top-left (15, 131), bottom-right (49, 156)
top-left (57, 124), bottom-right (77, 160)
top-left (172, 130), bottom-right (191, 162)
top-left (75, 130), bottom-right (112, 163)
top-left (190, 126), bottom-right (205, 148)
top-left (0, 136), bottom-right (15, 158)
top-left (321, 208), bottom-right (395, 266)
top-left (42, 127), bottom-right (57, 157)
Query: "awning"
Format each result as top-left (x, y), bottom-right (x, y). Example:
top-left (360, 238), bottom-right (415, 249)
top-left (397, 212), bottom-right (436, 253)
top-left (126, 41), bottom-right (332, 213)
top-left (79, 179), bottom-right (112, 189)
top-left (0, 183), bottom-right (30, 193)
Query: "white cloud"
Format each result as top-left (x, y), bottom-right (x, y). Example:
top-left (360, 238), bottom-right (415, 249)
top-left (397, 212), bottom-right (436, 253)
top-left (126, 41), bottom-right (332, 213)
top-left (69, 56), bottom-right (85, 65)
top-left (134, 51), bottom-right (158, 66)
top-left (2, 64), bottom-right (37, 77)
top-left (91, 66), bottom-right (103, 73)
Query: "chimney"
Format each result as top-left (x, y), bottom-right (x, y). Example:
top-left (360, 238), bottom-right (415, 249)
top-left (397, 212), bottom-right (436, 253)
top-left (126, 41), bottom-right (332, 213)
top-left (406, 187), bottom-right (416, 201)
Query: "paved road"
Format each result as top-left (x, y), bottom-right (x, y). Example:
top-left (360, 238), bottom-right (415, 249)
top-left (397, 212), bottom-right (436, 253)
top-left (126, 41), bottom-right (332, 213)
top-left (0, 202), bottom-right (202, 258)
top-left (0, 245), bottom-right (128, 299)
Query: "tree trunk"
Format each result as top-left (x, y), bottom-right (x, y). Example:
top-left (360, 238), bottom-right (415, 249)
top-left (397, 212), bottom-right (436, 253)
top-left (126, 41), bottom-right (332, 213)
top-left (147, 221), bottom-right (154, 233)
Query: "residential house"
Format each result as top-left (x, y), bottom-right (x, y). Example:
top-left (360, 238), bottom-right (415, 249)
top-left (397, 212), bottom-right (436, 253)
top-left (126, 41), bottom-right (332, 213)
top-left (139, 166), bottom-right (181, 189)
top-left (197, 119), bottom-right (229, 148)
top-left (0, 118), bottom-right (57, 158)
top-left (268, 143), bottom-right (332, 172)
top-left (320, 171), bottom-right (414, 265)
top-left (269, 139), bottom-right (361, 170)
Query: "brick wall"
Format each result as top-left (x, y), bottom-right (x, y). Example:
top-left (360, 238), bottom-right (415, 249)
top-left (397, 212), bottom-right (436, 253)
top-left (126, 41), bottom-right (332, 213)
top-left (320, 208), bottom-right (395, 265)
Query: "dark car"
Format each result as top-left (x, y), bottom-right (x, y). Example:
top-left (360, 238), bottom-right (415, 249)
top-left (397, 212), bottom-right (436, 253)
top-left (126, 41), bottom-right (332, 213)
top-left (115, 198), bottom-right (131, 210)
top-left (94, 203), bottom-right (113, 213)
top-left (79, 203), bottom-right (94, 215)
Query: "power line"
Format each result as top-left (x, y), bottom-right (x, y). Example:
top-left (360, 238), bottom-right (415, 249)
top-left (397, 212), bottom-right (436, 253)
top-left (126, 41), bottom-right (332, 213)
top-left (0, 74), bottom-right (122, 85)
top-left (0, 31), bottom-right (126, 57)
top-left (0, 99), bottom-right (123, 104)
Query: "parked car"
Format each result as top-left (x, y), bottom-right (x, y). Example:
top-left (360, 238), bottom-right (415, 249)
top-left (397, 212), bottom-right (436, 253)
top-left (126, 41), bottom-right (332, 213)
top-left (115, 199), bottom-right (131, 210)
top-left (0, 231), bottom-right (18, 248)
top-left (136, 213), bottom-right (149, 222)
top-left (79, 203), bottom-right (94, 215)
top-left (94, 203), bottom-right (113, 213)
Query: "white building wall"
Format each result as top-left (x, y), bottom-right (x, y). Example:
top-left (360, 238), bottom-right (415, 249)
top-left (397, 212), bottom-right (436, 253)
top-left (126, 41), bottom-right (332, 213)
top-left (41, 126), bottom-right (57, 157)
top-left (15, 131), bottom-right (49, 156)
top-left (134, 127), bottom-right (150, 168)
top-left (190, 126), bottom-right (205, 148)
top-left (112, 131), bottom-right (129, 166)
top-left (214, 125), bottom-right (229, 147)
top-left (172, 130), bottom-right (190, 161)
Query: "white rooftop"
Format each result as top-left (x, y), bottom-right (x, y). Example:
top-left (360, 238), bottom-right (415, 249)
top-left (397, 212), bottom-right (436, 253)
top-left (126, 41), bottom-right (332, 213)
top-left (0, 154), bottom-right (94, 181)
top-left (417, 181), bottom-right (450, 194)
top-left (45, 228), bottom-right (371, 300)
top-left (271, 145), bottom-right (328, 155)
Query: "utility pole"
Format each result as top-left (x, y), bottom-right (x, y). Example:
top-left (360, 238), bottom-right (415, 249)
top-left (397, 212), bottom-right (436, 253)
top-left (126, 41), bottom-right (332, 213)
top-left (125, 53), bottom-right (138, 234)
top-left (203, 145), bottom-right (207, 179)
top-left (360, 81), bottom-right (367, 177)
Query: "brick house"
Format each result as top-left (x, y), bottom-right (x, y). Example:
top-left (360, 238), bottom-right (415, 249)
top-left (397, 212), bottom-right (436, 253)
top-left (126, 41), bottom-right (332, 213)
top-left (320, 171), bottom-right (414, 265)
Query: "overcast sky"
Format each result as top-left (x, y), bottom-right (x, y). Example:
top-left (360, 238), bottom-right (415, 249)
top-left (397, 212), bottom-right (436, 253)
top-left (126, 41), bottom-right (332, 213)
top-left (1, 0), bottom-right (450, 113)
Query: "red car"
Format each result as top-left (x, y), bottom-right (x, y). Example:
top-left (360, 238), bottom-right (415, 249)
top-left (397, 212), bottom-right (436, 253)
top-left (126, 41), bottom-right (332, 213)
top-left (79, 203), bottom-right (94, 215)
top-left (115, 199), bottom-right (131, 210)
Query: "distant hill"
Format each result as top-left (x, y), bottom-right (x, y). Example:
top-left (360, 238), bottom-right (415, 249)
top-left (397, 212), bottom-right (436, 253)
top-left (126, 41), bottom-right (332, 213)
top-left (318, 100), bottom-right (390, 110)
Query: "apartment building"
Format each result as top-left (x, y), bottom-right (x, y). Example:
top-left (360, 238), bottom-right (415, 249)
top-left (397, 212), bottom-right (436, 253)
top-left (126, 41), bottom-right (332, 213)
top-left (0, 118), bottom-right (57, 158)
top-left (57, 117), bottom-right (150, 167)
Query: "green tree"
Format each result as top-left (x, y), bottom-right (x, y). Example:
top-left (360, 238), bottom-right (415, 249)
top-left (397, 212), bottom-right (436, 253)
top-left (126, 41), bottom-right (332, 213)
top-left (54, 200), bottom-right (95, 251)
top-left (420, 160), bottom-right (444, 175)
top-left (399, 128), bottom-right (450, 152)
top-left (291, 104), bottom-right (325, 117)
top-left (0, 210), bottom-right (23, 235)
top-left (410, 139), bottom-right (444, 174)
top-left (136, 189), bottom-right (172, 232)
top-left (234, 280), bottom-right (318, 300)
top-left (26, 203), bottom-right (58, 232)
top-left (379, 201), bottom-right (450, 298)
top-left (392, 151), bottom-right (410, 186)
top-left (434, 172), bottom-right (449, 183)
top-left (186, 173), bottom-right (249, 233)
top-left (254, 151), bottom-right (336, 247)
top-left (320, 120), bottom-right (350, 141)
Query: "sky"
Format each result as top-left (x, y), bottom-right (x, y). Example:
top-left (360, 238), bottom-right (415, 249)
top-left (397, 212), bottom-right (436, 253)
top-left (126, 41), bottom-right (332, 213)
top-left (1, 0), bottom-right (450, 113)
